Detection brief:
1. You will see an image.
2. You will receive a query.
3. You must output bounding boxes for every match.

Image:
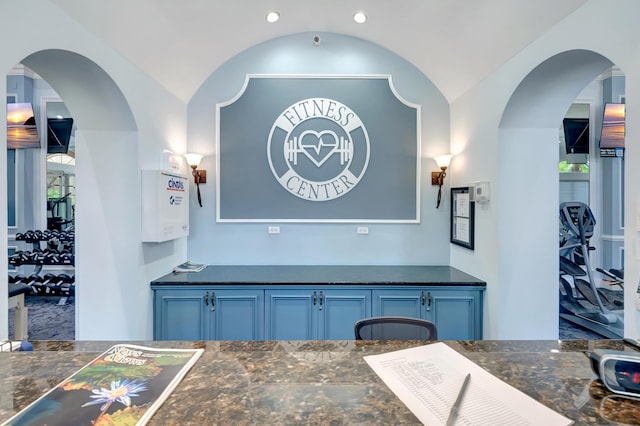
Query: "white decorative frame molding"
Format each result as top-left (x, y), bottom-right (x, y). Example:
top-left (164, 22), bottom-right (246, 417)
top-left (216, 74), bottom-right (421, 223)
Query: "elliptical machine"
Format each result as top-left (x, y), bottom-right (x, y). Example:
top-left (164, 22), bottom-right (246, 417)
top-left (559, 201), bottom-right (623, 338)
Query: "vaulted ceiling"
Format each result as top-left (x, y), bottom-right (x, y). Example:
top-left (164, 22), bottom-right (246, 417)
top-left (49, 0), bottom-right (588, 103)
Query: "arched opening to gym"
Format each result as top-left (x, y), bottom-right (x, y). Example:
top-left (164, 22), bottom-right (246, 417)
top-left (497, 49), bottom-right (624, 339)
top-left (6, 49), bottom-right (137, 340)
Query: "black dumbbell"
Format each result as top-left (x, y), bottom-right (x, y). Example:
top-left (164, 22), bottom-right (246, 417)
top-left (60, 251), bottom-right (74, 265)
top-left (45, 274), bottom-right (73, 295)
top-left (24, 230), bottom-right (36, 243)
top-left (23, 274), bottom-right (46, 294)
top-left (41, 273), bottom-right (61, 294)
top-left (58, 274), bottom-right (74, 295)
top-left (12, 274), bottom-right (28, 284)
top-left (8, 252), bottom-right (23, 265)
top-left (44, 249), bottom-right (61, 265)
top-left (31, 248), bottom-right (46, 264)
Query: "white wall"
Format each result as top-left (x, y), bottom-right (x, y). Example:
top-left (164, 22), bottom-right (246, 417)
top-left (0, 1), bottom-right (188, 340)
top-left (187, 32), bottom-right (452, 266)
top-left (626, 58), bottom-right (640, 338)
top-left (451, 0), bottom-right (640, 339)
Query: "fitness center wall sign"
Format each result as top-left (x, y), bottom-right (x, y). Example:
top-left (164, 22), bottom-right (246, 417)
top-left (267, 98), bottom-right (369, 202)
top-left (216, 75), bottom-right (420, 222)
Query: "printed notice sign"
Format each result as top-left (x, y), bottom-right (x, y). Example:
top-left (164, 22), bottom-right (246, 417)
top-left (451, 187), bottom-right (474, 250)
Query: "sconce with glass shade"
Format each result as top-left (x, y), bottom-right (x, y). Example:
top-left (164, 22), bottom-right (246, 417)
top-left (184, 153), bottom-right (206, 207)
top-left (432, 154), bottom-right (452, 208)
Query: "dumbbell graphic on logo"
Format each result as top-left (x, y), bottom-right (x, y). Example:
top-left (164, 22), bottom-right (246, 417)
top-left (285, 130), bottom-right (352, 167)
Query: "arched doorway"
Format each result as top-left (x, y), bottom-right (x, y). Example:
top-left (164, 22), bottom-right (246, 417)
top-left (497, 49), bottom-right (621, 339)
top-left (5, 49), bottom-right (137, 340)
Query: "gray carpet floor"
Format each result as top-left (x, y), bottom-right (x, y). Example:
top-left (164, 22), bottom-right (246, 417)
top-left (7, 292), bottom-right (621, 341)
top-left (8, 295), bottom-right (75, 340)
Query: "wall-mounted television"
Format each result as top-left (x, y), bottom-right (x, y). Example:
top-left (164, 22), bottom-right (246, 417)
top-left (563, 118), bottom-right (589, 154)
top-left (599, 103), bottom-right (625, 157)
top-left (47, 117), bottom-right (74, 154)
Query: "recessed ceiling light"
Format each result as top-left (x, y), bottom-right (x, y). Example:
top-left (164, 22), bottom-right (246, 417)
top-left (266, 11), bottom-right (280, 23)
top-left (353, 11), bottom-right (367, 24)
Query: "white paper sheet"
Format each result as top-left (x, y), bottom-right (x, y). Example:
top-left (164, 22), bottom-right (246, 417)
top-left (455, 192), bottom-right (470, 217)
top-left (364, 342), bottom-right (574, 426)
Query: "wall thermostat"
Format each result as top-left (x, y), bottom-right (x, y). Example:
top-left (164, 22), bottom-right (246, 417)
top-left (471, 181), bottom-right (490, 204)
top-left (590, 350), bottom-right (640, 397)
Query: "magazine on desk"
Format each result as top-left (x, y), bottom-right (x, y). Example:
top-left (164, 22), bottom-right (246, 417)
top-left (173, 261), bottom-right (207, 273)
top-left (364, 342), bottom-right (574, 426)
top-left (2, 344), bottom-right (204, 426)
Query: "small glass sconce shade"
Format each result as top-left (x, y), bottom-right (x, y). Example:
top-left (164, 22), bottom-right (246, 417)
top-left (184, 153), bottom-right (203, 168)
top-left (434, 154), bottom-right (453, 170)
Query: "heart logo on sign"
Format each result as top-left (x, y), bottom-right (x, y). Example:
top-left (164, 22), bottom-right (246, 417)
top-left (297, 130), bottom-right (340, 167)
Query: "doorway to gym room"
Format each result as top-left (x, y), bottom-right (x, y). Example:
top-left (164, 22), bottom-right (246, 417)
top-left (7, 69), bottom-right (76, 340)
top-left (497, 50), bottom-right (625, 340)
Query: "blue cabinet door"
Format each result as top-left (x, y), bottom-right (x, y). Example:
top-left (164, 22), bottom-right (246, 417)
top-left (372, 288), bottom-right (483, 340)
top-left (154, 288), bottom-right (209, 340)
top-left (265, 289), bottom-right (317, 340)
top-left (372, 289), bottom-right (425, 319)
top-left (212, 289), bottom-right (264, 340)
top-left (320, 289), bottom-right (371, 340)
top-left (429, 290), bottom-right (482, 340)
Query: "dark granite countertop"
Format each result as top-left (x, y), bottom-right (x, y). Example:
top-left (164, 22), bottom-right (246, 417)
top-left (2, 339), bottom-right (639, 425)
top-left (151, 265), bottom-right (487, 287)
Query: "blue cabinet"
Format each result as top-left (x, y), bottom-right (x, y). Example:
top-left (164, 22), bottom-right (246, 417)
top-left (373, 288), bottom-right (482, 339)
top-left (153, 286), bottom-right (263, 340)
top-left (152, 282), bottom-right (483, 340)
top-left (265, 288), bottom-right (371, 340)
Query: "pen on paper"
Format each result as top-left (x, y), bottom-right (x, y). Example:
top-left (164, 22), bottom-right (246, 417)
top-left (446, 373), bottom-right (471, 426)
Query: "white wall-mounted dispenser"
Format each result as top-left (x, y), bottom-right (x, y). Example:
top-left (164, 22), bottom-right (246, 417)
top-left (142, 170), bottom-right (189, 242)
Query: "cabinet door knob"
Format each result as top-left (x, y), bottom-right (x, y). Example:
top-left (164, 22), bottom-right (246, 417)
top-left (421, 291), bottom-right (426, 306)
top-left (204, 291), bottom-right (209, 306)
top-left (211, 291), bottom-right (215, 311)
top-left (319, 291), bottom-right (323, 310)
top-left (313, 291), bottom-right (317, 305)
top-left (427, 291), bottom-right (432, 311)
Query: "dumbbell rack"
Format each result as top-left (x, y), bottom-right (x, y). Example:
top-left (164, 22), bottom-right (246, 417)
top-left (8, 229), bottom-right (75, 297)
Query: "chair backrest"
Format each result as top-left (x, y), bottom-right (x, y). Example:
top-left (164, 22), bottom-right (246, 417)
top-left (354, 316), bottom-right (438, 340)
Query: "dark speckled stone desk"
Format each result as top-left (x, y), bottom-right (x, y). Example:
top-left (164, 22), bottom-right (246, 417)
top-left (2, 340), bottom-right (640, 425)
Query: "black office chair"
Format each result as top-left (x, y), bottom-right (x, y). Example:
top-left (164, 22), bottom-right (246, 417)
top-left (354, 316), bottom-right (438, 340)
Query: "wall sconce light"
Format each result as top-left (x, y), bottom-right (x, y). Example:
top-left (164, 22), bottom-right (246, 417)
top-left (432, 154), bottom-right (452, 209)
top-left (184, 153), bottom-right (206, 207)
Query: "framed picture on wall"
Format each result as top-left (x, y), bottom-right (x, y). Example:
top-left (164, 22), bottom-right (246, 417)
top-left (450, 187), bottom-right (474, 250)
